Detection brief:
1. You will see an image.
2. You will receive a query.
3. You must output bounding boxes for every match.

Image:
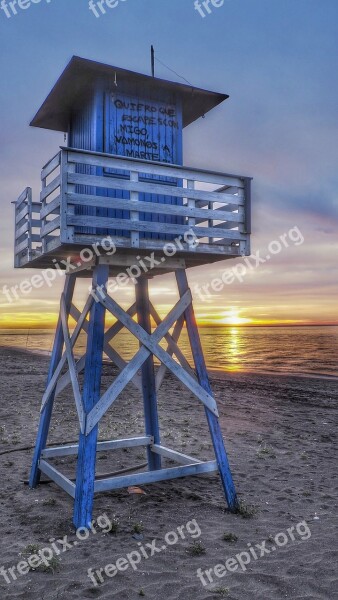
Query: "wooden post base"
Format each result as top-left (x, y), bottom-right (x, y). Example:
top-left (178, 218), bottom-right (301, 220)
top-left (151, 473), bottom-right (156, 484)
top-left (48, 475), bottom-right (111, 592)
top-left (29, 266), bottom-right (238, 528)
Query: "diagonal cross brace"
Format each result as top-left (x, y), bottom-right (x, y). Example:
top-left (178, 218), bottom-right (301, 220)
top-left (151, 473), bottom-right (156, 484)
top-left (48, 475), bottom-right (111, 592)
top-left (40, 295), bottom-right (94, 412)
top-left (60, 294), bottom-right (86, 433)
top-left (149, 302), bottom-right (196, 383)
top-left (51, 301), bottom-right (141, 408)
top-left (68, 302), bottom-right (142, 392)
top-left (155, 316), bottom-right (185, 391)
top-left (101, 290), bottom-right (219, 417)
top-left (85, 289), bottom-right (218, 435)
top-left (84, 291), bottom-right (193, 435)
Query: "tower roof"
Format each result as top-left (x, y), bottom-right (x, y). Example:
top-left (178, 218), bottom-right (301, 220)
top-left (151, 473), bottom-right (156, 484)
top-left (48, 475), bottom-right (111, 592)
top-left (30, 56), bottom-right (229, 132)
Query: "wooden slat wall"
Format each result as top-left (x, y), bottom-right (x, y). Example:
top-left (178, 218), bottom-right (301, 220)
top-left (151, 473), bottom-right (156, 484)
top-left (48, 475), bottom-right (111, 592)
top-left (69, 91), bottom-right (98, 236)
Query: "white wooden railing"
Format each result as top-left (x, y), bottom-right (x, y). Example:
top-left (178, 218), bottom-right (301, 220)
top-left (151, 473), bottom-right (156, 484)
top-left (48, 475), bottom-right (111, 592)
top-left (15, 147), bottom-right (251, 266)
top-left (14, 187), bottom-right (41, 267)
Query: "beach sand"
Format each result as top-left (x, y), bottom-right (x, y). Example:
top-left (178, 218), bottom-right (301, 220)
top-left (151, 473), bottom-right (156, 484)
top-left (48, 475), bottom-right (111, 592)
top-left (0, 347), bottom-right (337, 600)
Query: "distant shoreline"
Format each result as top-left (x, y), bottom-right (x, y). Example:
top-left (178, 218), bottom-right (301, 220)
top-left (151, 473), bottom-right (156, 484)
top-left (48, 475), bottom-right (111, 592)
top-left (1, 324), bottom-right (338, 332)
top-left (2, 345), bottom-right (337, 382)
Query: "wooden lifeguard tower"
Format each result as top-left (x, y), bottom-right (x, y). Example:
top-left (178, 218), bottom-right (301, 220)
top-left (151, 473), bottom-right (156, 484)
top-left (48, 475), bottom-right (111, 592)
top-left (14, 56), bottom-right (252, 528)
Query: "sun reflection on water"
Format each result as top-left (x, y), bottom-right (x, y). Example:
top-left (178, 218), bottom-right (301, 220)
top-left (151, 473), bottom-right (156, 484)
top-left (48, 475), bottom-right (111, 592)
top-left (225, 327), bottom-right (245, 372)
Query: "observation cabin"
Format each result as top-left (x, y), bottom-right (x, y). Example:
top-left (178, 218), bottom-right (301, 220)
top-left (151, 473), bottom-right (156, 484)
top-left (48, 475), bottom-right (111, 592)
top-left (14, 56), bottom-right (251, 274)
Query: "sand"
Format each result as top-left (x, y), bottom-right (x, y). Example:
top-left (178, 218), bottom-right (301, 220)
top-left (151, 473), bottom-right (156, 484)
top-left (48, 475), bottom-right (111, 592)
top-left (0, 347), bottom-right (337, 600)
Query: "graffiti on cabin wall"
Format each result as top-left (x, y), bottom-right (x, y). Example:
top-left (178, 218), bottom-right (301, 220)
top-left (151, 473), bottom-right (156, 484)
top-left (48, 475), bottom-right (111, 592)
top-left (107, 93), bottom-right (180, 163)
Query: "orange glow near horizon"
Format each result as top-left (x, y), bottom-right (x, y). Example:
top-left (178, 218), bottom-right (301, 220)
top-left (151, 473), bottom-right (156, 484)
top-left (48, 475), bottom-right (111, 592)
top-left (0, 313), bottom-right (337, 330)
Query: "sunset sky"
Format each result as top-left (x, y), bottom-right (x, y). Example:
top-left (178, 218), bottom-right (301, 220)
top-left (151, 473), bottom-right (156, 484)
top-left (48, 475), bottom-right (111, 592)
top-left (0, 0), bottom-right (337, 329)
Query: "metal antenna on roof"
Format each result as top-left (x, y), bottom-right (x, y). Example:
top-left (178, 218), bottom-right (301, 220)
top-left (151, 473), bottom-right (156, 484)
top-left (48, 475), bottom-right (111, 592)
top-left (151, 45), bottom-right (155, 77)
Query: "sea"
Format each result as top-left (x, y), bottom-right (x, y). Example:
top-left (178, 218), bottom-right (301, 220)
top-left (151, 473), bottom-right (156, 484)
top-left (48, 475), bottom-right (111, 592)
top-left (0, 326), bottom-right (337, 379)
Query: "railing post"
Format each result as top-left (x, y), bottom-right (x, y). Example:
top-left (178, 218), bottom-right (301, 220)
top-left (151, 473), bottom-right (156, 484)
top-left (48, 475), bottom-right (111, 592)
top-left (208, 199), bottom-right (215, 246)
top-left (60, 150), bottom-right (74, 244)
top-left (14, 196), bottom-right (21, 268)
top-left (27, 188), bottom-right (33, 262)
top-left (187, 179), bottom-right (196, 247)
top-left (14, 201), bottom-right (18, 268)
top-left (244, 177), bottom-right (252, 235)
top-left (14, 188), bottom-right (31, 268)
top-left (241, 177), bottom-right (251, 255)
top-left (130, 170), bottom-right (140, 248)
top-left (40, 170), bottom-right (48, 254)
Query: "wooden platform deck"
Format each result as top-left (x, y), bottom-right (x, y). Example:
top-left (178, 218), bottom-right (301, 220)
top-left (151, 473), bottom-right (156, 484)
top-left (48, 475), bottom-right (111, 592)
top-left (14, 147), bottom-right (252, 272)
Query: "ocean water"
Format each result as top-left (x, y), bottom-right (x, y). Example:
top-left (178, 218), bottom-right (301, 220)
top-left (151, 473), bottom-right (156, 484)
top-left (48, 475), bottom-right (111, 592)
top-left (0, 326), bottom-right (337, 378)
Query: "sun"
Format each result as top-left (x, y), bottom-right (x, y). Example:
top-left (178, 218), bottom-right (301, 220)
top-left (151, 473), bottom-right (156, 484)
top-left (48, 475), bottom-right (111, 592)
top-left (220, 308), bottom-right (252, 326)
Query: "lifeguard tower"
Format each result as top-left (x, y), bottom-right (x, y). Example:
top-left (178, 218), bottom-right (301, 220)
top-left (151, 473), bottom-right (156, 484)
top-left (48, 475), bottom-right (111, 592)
top-left (14, 56), bottom-right (252, 528)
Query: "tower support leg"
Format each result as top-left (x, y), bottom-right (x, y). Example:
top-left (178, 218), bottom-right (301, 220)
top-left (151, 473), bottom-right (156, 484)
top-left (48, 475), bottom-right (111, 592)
top-left (135, 277), bottom-right (161, 470)
top-left (176, 269), bottom-right (239, 511)
top-left (73, 264), bottom-right (109, 528)
top-left (29, 274), bottom-right (76, 488)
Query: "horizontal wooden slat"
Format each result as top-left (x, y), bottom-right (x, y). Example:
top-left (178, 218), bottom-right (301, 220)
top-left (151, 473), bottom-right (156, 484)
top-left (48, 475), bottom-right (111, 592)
top-left (71, 234), bottom-right (240, 255)
top-left (41, 216), bottom-right (61, 237)
top-left (15, 204), bottom-right (29, 225)
top-left (94, 460), bottom-right (218, 493)
top-left (216, 184), bottom-right (244, 194)
top-left (40, 174), bottom-right (60, 202)
top-left (66, 149), bottom-right (245, 188)
top-left (16, 187), bottom-right (30, 206)
top-left (15, 238), bottom-right (28, 254)
top-left (40, 195), bottom-right (61, 219)
top-left (67, 173), bottom-right (244, 206)
top-left (212, 222), bottom-right (240, 230)
top-left (41, 436), bottom-right (151, 458)
top-left (66, 193), bottom-right (242, 223)
top-left (41, 152), bottom-right (61, 180)
top-left (151, 444), bottom-right (201, 465)
top-left (67, 215), bottom-right (246, 241)
top-left (195, 200), bottom-right (243, 211)
top-left (15, 228), bottom-right (40, 243)
top-left (16, 232), bottom-right (28, 245)
top-left (15, 220), bottom-right (29, 240)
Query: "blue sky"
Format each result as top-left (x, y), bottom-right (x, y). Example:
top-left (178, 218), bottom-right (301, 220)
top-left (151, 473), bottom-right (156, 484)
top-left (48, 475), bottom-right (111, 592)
top-left (0, 0), bottom-right (337, 327)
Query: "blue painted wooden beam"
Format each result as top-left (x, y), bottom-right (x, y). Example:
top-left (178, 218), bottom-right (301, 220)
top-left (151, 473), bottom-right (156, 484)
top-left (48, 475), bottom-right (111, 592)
top-left (41, 436), bottom-right (152, 458)
top-left (175, 269), bottom-right (239, 512)
top-left (94, 460), bottom-right (218, 493)
top-left (29, 274), bottom-right (76, 488)
top-left (135, 276), bottom-right (161, 471)
top-left (73, 264), bottom-right (109, 529)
